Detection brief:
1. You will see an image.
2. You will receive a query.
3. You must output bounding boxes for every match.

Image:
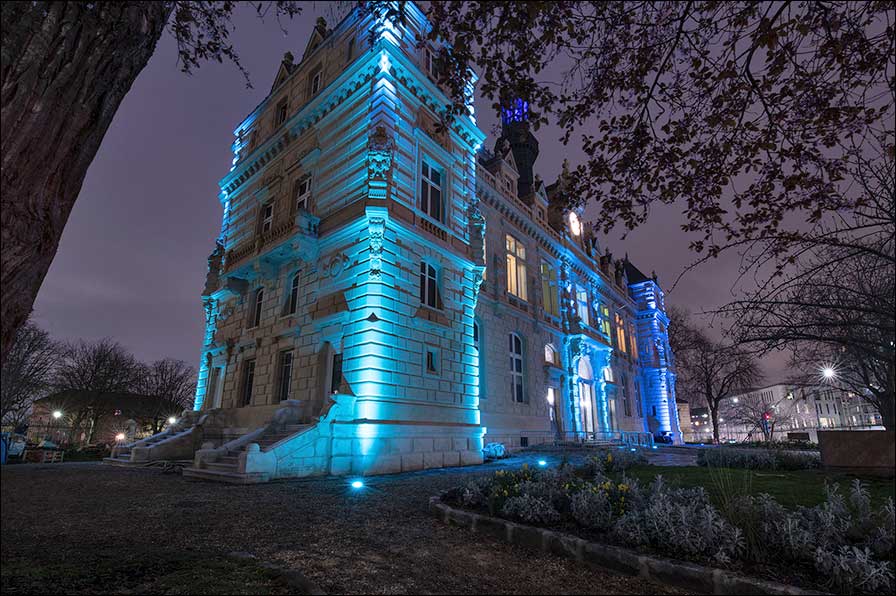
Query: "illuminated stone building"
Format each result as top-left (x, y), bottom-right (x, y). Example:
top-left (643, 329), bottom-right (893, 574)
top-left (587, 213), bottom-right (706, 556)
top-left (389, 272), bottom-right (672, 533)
top-left (180, 5), bottom-right (681, 483)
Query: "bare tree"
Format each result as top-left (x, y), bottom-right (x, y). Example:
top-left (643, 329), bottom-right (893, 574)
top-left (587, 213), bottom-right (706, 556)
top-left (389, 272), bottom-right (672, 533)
top-left (726, 151), bottom-right (895, 430)
top-left (1, 321), bottom-right (61, 430)
top-left (52, 339), bottom-right (144, 443)
top-left (1, 1), bottom-right (304, 365)
top-left (671, 310), bottom-right (764, 442)
top-left (723, 390), bottom-right (797, 443)
top-left (138, 358), bottom-right (197, 432)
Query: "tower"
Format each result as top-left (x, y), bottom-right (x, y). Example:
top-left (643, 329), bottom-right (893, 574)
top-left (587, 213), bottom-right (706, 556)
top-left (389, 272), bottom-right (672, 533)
top-left (497, 98), bottom-right (540, 201)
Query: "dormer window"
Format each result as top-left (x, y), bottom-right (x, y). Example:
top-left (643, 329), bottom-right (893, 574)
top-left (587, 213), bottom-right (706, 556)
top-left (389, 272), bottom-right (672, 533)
top-left (275, 99), bottom-right (288, 126)
top-left (569, 211), bottom-right (582, 236)
top-left (309, 70), bottom-right (322, 96)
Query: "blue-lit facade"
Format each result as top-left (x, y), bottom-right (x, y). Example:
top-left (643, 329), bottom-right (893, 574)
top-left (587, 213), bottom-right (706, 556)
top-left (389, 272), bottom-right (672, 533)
top-left (188, 4), bottom-right (680, 482)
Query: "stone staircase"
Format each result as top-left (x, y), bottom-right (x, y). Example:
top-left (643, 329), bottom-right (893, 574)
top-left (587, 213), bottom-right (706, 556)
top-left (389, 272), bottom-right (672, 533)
top-left (183, 424), bottom-right (310, 484)
top-left (103, 428), bottom-right (190, 466)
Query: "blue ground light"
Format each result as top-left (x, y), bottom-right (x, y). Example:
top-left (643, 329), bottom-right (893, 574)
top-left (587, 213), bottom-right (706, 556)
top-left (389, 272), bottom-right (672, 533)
top-left (537, 459), bottom-right (547, 467)
top-left (351, 480), bottom-right (364, 489)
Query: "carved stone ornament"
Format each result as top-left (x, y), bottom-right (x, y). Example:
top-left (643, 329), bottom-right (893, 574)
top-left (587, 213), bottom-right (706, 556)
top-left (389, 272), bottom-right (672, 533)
top-left (367, 216), bottom-right (386, 278)
top-left (367, 125), bottom-right (394, 181)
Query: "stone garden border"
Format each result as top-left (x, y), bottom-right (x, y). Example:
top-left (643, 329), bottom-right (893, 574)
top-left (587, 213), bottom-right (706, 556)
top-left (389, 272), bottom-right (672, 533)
top-left (429, 497), bottom-right (825, 595)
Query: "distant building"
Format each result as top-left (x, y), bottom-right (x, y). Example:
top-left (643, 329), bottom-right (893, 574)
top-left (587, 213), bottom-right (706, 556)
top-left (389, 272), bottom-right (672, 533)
top-left (687, 383), bottom-right (882, 443)
top-left (688, 406), bottom-right (711, 443)
top-left (28, 391), bottom-right (182, 446)
top-left (676, 399), bottom-right (693, 440)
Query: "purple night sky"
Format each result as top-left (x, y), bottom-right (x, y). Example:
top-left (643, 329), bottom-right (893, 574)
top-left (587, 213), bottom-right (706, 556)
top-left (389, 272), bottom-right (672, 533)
top-left (30, 5), bottom-right (786, 379)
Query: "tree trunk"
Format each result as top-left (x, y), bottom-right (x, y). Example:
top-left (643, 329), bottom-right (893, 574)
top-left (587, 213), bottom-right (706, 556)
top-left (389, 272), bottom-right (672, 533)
top-left (1, 2), bottom-right (173, 365)
top-left (878, 393), bottom-right (894, 432)
top-left (709, 403), bottom-right (720, 443)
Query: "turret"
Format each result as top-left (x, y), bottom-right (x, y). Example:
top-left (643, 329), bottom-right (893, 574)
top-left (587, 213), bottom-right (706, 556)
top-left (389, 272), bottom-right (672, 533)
top-left (497, 98), bottom-right (539, 202)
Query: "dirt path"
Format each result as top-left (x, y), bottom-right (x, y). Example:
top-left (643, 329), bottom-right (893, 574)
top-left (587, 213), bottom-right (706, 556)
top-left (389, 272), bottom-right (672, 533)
top-left (1, 458), bottom-right (685, 595)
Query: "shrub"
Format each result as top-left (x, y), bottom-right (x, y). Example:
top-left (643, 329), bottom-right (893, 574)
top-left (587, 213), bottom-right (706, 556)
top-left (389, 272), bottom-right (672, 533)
top-left (814, 546), bottom-right (894, 594)
top-left (501, 494), bottom-right (561, 525)
top-left (697, 447), bottom-right (820, 470)
top-left (585, 448), bottom-right (648, 476)
top-left (571, 488), bottom-right (614, 531)
top-left (613, 479), bottom-right (744, 564)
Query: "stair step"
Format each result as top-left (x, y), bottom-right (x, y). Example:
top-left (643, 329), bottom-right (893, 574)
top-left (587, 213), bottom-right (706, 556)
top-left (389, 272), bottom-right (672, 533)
top-left (218, 456), bottom-right (239, 464)
top-left (206, 462), bottom-right (239, 472)
top-left (182, 467), bottom-right (269, 484)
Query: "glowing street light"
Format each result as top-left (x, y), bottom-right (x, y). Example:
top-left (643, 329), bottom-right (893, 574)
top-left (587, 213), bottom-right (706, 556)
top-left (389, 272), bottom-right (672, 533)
top-left (168, 416), bottom-right (177, 425)
top-left (822, 366), bottom-right (837, 380)
top-left (52, 410), bottom-right (62, 419)
top-left (115, 433), bottom-right (126, 442)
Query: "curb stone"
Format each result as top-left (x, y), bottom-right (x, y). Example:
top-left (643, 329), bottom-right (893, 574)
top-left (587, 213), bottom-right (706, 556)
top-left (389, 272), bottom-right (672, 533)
top-left (227, 551), bottom-right (326, 595)
top-left (429, 497), bottom-right (826, 596)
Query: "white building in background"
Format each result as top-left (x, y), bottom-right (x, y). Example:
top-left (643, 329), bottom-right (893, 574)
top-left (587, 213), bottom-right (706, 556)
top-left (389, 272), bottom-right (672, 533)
top-left (686, 383), bottom-right (882, 443)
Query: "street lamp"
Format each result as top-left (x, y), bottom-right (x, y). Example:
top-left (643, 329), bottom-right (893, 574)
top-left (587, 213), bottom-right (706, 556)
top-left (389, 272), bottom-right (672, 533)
top-left (168, 416), bottom-right (177, 425)
top-left (822, 367), bottom-right (836, 380)
top-left (52, 410), bottom-right (62, 419)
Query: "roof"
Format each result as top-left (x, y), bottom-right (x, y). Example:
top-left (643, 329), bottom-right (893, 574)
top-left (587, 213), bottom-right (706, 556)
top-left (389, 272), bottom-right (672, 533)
top-left (623, 259), bottom-right (651, 284)
top-left (37, 391), bottom-right (183, 418)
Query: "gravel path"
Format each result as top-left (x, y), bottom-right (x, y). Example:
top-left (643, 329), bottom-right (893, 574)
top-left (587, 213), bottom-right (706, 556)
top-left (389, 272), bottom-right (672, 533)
top-left (1, 456), bottom-right (685, 595)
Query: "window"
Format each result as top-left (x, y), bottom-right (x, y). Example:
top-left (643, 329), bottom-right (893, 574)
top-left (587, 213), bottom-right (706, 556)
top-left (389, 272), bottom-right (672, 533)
top-left (310, 70), bottom-right (322, 96)
top-left (634, 382), bottom-right (643, 417)
top-left (424, 47), bottom-right (438, 78)
top-left (241, 359), bottom-right (256, 406)
top-left (277, 350), bottom-right (294, 400)
top-left (505, 235), bottom-right (528, 300)
top-left (330, 352), bottom-right (343, 394)
top-left (544, 343), bottom-right (558, 366)
top-left (603, 365), bottom-right (614, 383)
top-left (628, 323), bottom-right (638, 356)
top-left (547, 387), bottom-right (558, 426)
top-left (346, 38), bottom-right (355, 63)
top-left (260, 203), bottom-right (274, 234)
top-left (294, 176), bottom-right (312, 212)
top-left (576, 285), bottom-right (590, 326)
top-left (541, 260), bottom-right (559, 316)
top-left (600, 305), bottom-right (611, 336)
top-left (419, 261), bottom-right (442, 309)
top-left (251, 288), bottom-right (264, 328)
top-left (425, 346), bottom-right (440, 375)
top-left (509, 333), bottom-right (525, 403)
top-left (473, 322), bottom-right (480, 352)
top-left (275, 99), bottom-right (288, 126)
top-left (621, 373), bottom-right (631, 417)
top-left (615, 314), bottom-right (627, 353)
top-left (287, 273), bottom-right (300, 315)
top-left (420, 161), bottom-right (443, 222)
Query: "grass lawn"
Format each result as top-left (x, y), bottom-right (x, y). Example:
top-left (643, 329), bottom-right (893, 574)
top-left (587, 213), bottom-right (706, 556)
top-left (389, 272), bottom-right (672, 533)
top-left (623, 465), bottom-right (895, 509)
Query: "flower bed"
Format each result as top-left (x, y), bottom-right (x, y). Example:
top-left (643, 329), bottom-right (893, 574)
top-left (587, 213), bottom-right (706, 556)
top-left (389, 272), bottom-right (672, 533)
top-left (439, 449), bottom-right (894, 594)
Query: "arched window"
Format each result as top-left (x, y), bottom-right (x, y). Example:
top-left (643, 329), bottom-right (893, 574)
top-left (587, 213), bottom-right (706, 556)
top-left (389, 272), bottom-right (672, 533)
top-left (287, 272), bottom-right (300, 315)
top-left (544, 343), bottom-right (558, 366)
top-left (251, 288), bottom-right (264, 328)
top-left (509, 333), bottom-right (525, 403)
top-left (419, 261), bottom-right (442, 308)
